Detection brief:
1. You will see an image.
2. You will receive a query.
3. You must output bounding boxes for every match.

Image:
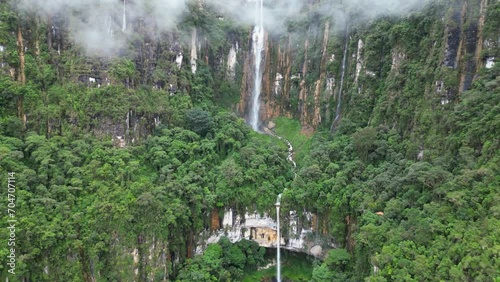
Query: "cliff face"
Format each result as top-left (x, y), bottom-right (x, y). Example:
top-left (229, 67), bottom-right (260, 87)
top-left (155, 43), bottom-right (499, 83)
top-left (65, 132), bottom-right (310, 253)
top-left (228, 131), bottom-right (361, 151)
top-left (234, 0), bottom-right (498, 132)
top-left (8, 0), bottom-right (496, 140)
top-left (197, 209), bottom-right (335, 258)
top-left (237, 16), bottom-right (331, 130)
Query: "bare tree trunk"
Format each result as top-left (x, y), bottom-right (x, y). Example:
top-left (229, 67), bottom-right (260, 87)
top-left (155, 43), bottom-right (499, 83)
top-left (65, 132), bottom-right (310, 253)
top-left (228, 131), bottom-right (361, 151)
top-left (210, 208), bottom-right (220, 231)
top-left (186, 229), bottom-right (194, 259)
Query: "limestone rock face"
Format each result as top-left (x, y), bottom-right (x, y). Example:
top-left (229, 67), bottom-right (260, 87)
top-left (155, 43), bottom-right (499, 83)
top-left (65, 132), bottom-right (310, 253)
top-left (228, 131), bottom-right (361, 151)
top-left (237, 20), bottom-right (333, 131)
top-left (196, 209), bottom-right (335, 258)
top-left (268, 121), bottom-right (276, 129)
top-left (486, 57), bottom-right (495, 68)
top-left (309, 245), bottom-right (322, 257)
top-left (190, 28), bottom-right (197, 74)
top-left (227, 43), bottom-right (238, 79)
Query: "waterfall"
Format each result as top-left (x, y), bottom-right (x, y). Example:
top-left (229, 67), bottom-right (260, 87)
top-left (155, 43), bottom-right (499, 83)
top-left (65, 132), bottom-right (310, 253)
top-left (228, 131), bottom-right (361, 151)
top-left (265, 127), bottom-right (295, 282)
top-left (331, 31), bottom-right (349, 132)
top-left (122, 0), bottom-right (126, 32)
top-left (275, 194), bottom-right (282, 282)
top-left (126, 110), bottom-right (130, 140)
top-left (284, 139), bottom-right (296, 169)
top-left (264, 129), bottom-right (297, 173)
top-left (249, 0), bottom-right (265, 131)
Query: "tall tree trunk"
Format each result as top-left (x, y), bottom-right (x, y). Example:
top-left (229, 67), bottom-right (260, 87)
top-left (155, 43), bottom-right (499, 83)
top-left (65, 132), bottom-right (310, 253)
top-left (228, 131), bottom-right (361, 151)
top-left (186, 229), bottom-right (194, 259)
top-left (210, 208), bottom-right (220, 231)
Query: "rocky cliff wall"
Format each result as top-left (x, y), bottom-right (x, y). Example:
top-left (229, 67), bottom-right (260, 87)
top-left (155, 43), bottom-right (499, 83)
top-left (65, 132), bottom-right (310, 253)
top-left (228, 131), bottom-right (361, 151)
top-left (234, 0), bottom-right (497, 132)
top-left (18, 0), bottom-right (497, 140)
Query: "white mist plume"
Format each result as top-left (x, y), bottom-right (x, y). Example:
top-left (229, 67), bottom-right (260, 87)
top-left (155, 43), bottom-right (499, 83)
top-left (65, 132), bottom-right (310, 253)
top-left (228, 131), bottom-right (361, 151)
top-left (208, 0), bottom-right (433, 33)
top-left (13, 0), bottom-right (434, 56)
top-left (207, 0), bottom-right (304, 34)
top-left (14, 0), bottom-right (188, 56)
top-left (316, 0), bottom-right (432, 24)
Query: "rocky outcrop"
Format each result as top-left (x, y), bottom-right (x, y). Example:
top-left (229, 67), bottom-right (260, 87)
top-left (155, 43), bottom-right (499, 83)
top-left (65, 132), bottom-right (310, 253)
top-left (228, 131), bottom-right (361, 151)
top-left (475, 0), bottom-right (488, 68)
top-left (434, 0), bottom-right (495, 103)
top-left (197, 209), bottom-right (336, 259)
top-left (227, 42), bottom-right (238, 79)
top-left (459, 1), bottom-right (480, 93)
top-left (92, 110), bottom-right (159, 147)
top-left (17, 0), bottom-right (497, 139)
top-left (190, 28), bottom-right (198, 74)
top-left (313, 21), bottom-right (331, 128)
top-left (298, 34), bottom-right (310, 125)
top-left (391, 47), bottom-right (406, 72)
top-left (444, 2), bottom-right (464, 69)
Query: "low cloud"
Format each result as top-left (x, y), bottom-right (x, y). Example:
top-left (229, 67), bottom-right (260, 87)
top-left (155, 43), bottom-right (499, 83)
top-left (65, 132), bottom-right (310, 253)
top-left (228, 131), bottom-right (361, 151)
top-left (13, 0), bottom-right (434, 56)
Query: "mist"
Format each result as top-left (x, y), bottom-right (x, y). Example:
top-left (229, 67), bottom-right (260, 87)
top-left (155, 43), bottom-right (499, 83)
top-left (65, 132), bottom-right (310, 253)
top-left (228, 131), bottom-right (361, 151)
top-left (317, 0), bottom-right (433, 24)
top-left (14, 0), bottom-right (188, 56)
top-left (13, 0), bottom-right (434, 56)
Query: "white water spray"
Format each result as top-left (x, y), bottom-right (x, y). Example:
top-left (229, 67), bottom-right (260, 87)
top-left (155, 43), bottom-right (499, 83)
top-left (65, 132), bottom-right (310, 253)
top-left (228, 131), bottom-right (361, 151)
top-left (250, 0), bottom-right (265, 131)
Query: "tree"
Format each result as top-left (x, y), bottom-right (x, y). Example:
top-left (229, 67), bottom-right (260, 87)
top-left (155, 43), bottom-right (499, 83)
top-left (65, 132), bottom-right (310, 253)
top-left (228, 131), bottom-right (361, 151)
top-left (352, 127), bottom-right (377, 161)
top-left (185, 108), bottom-right (215, 136)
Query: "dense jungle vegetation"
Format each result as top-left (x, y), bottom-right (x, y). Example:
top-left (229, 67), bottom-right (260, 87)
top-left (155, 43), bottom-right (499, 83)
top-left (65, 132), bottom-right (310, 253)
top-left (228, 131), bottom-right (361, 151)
top-left (0, 0), bottom-right (499, 281)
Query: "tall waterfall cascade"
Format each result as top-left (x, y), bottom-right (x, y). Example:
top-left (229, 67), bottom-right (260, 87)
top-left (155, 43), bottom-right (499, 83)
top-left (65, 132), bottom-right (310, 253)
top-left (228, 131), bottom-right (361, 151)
top-left (197, 0), bottom-right (334, 268)
top-left (276, 194), bottom-right (282, 282)
top-left (331, 32), bottom-right (349, 131)
top-left (249, 0), bottom-right (265, 131)
top-left (265, 127), bottom-right (298, 282)
top-left (122, 0), bottom-right (126, 32)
